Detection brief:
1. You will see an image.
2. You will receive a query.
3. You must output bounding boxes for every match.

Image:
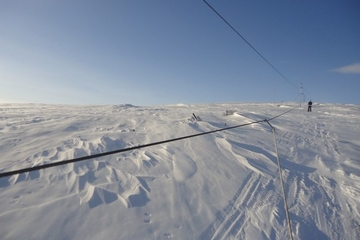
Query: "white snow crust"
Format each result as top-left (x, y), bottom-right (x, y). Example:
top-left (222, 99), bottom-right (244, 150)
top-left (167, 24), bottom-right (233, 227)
top-left (0, 102), bottom-right (359, 239)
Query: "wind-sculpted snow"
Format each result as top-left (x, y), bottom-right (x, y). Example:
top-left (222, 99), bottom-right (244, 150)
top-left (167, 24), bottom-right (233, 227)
top-left (0, 103), bottom-right (359, 239)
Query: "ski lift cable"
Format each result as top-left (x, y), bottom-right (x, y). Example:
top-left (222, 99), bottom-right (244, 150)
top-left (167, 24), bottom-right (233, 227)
top-left (202, 0), bottom-right (297, 89)
top-left (0, 104), bottom-right (299, 179)
top-left (265, 120), bottom-right (295, 240)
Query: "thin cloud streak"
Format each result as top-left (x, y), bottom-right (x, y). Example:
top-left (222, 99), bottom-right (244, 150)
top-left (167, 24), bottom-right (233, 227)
top-left (331, 63), bottom-right (360, 74)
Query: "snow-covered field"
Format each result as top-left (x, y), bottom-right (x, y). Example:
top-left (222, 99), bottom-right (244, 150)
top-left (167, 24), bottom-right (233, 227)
top-left (0, 102), bottom-right (359, 240)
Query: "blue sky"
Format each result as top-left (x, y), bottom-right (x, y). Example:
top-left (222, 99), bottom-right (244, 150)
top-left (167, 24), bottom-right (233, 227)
top-left (1, 0), bottom-right (359, 105)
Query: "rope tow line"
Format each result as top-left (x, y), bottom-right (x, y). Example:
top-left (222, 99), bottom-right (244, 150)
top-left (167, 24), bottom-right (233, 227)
top-left (0, 120), bottom-right (263, 179)
top-left (0, 105), bottom-right (299, 179)
top-left (265, 120), bottom-right (295, 240)
top-left (202, 0), bottom-right (297, 89)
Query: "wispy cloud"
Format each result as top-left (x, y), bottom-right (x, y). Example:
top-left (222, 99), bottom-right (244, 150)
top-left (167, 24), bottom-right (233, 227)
top-left (331, 62), bottom-right (360, 74)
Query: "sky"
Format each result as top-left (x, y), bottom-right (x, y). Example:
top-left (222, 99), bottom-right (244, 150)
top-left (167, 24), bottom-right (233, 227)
top-left (1, 0), bottom-right (359, 106)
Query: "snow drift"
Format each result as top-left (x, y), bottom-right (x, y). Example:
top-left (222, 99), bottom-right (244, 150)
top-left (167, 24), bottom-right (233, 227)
top-left (0, 103), bottom-right (359, 239)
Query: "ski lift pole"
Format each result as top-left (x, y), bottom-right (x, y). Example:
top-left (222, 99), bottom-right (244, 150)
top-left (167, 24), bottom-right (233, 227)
top-left (300, 83), bottom-right (305, 106)
top-left (265, 120), bottom-right (294, 240)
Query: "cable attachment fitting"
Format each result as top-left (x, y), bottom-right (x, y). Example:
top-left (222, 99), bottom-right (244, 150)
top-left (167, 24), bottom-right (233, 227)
top-left (265, 119), bottom-right (276, 133)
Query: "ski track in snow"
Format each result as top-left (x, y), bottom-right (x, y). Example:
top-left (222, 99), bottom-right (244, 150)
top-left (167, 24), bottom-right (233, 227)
top-left (0, 103), bottom-right (359, 239)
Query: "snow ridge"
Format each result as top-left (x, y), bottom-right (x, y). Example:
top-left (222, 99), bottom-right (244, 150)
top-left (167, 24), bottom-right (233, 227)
top-left (0, 103), bottom-right (359, 239)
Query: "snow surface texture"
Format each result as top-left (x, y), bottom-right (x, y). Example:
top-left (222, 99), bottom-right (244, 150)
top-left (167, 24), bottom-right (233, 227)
top-left (0, 103), bottom-right (359, 240)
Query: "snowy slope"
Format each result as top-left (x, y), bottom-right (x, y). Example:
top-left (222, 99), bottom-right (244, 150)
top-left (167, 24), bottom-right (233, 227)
top-left (0, 103), bottom-right (359, 240)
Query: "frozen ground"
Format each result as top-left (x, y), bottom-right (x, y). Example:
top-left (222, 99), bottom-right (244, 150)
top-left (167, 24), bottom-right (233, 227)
top-left (0, 102), bottom-right (359, 240)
